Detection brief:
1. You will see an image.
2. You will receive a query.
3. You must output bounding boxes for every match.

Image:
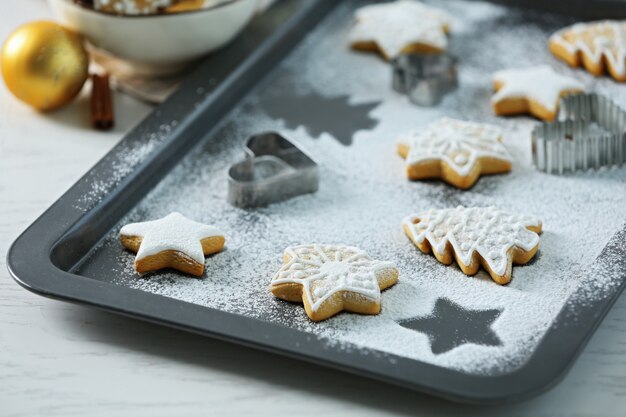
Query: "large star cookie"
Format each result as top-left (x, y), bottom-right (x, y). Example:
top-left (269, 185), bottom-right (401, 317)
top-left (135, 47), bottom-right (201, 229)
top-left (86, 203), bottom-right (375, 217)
top-left (403, 206), bottom-right (542, 285)
top-left (396, 117), bottom-right (512, 190)
top-left (549, 21), bottom-right (626, 82)
top-left (491, 65), bottom-right (584, 121)
top-left (349, 0), bottom-right (451, 60)
top-left (270, 244), bottom-right (399, 321)
top-left (120, 212), bottom-right (225, 276)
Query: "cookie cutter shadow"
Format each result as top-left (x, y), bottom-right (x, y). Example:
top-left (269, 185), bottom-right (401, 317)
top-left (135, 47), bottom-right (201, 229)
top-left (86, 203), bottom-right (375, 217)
top-left (227, 132), bottom-right (319, 208)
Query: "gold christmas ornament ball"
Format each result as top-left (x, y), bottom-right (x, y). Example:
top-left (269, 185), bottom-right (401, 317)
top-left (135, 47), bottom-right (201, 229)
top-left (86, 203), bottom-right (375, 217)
top-left (1, 21), bottom-right (89, 111)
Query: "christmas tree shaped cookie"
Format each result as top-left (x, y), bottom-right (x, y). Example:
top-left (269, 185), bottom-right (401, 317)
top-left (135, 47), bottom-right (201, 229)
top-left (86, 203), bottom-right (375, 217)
top-left (396, 117), bottom-right (512, 190)
top-left (270, 244), bottom-right (399, 321)
top-left (549, 21), bottom-right (626, 82)
top-left (403, 206), bottom-right (542, 285)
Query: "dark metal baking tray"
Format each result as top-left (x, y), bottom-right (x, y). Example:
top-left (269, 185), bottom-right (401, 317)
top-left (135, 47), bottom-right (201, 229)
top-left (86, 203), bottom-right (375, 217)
top-left (7, 0), bottom-right (626, 404)
top-left (487, 0), bottom-right (626, 18)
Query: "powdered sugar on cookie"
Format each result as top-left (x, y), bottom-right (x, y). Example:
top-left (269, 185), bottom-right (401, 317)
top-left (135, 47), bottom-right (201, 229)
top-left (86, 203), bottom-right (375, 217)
top-left (398, 117), bottom-right (511, 178)
top-left (120, 212), bottom-right (223, 265)
top-left (403, 206), bottom-right (541, 283)
top-left (550, 21), bottom-right (626, 81)
top-left (349, 0), bottom-right (451, 59)
top-left (270, 244), bottom-right (398, 320)
top-left (492, 65), bottom-right (584, 118)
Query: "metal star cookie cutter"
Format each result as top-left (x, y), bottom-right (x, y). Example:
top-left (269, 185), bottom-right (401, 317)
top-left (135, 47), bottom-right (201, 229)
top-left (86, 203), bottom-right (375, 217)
top-left (227, 132), bottom-right (319, 208)
top-left (532, 93), bottom-right (626, 174)
top-left (391, 53), bottom-right (458, 106)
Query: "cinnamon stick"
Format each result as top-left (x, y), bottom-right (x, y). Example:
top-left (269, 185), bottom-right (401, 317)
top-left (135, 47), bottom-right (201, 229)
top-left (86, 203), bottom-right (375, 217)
top-left (91, 74), bottom-right (114, 130)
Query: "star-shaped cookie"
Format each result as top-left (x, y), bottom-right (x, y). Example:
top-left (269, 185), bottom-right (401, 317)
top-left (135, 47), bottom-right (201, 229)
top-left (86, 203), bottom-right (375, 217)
top-left (403, 206), bottom-right (542, 284)
top-left (491, 65), bottom-right (584, 121)
top-left (399, 298), bottom-right (502, 354)
top-left (120, 212), bottom-right (225, 276)
top-left (349, 0), bottom-right (451, 60)
top-left (396, 117), bottom-right (512, 189)
top-left (269, 244), bottom-right (399, 321)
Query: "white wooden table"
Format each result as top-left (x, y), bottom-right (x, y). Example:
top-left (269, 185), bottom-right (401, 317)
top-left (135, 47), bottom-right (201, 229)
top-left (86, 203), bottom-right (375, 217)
top-left (2, 2), bottom-right (626, 416)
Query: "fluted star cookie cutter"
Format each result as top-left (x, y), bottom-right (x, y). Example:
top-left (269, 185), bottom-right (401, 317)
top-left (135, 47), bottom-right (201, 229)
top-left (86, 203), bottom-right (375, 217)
top-left (227, 132), bottom-right (319, 208)
top-left (532, 93), bottom-right (626, 174)
top-left (392, 53), bottom-right (458, 106)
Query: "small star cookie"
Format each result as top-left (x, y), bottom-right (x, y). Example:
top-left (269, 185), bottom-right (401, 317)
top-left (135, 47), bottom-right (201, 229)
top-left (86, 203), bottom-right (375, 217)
top-left (120, 212), bottom-right (225, 276)
top-left (396, 117), bottom-right (512, 190)
top-left (349, 0), bottom-right (451, 60)
top-left (270, 244), bottom-right (399, 321)
top-left (403, 206), bottom-right (542, 285)
top-left (491, 65), bottom-right (584, 121)
top-left (549, 21), bottom-right (626, 82)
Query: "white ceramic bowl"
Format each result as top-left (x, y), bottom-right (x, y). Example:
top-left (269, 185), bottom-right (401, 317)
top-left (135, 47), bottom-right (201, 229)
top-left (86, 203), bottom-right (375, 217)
top-left (48, 0), bottom-right (259, 74)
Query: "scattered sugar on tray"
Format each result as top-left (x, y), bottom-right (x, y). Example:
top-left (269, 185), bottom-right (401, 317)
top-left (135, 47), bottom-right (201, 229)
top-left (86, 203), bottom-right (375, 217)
top-left (103, 96), bottom-right (625, 375)
top-left (82, 0), bottom-right (626, 375)
top-left (74, 120), bottom-right (179, 210)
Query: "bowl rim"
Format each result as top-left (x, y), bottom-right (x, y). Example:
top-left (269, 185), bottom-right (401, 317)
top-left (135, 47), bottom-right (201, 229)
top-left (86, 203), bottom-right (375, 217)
top-left (57, 0), bottom-right (251, 19)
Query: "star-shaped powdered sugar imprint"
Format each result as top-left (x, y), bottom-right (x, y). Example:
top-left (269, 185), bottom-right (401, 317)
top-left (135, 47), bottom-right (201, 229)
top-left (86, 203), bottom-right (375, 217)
top-left (120, 212), bottom-right (225, 276)
top-left (399, 298), bottom-right (502, 354)
top-left (403, 206), bottom-right (542, 285)
top-left (492, 65), bottom-right (584, 121)
top-left (349, 0), bottom-right (451, 60)
top-left (396, 117), bottom-right (512, 189)
top-left (270, 244), bottom-right (399, 321)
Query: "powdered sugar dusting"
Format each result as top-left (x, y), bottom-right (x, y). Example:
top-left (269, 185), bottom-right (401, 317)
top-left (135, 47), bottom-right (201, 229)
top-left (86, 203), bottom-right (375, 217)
top-left (76, 0), bottom-right (626, 376)
top-left (75, 121), bottom-right (178, 210)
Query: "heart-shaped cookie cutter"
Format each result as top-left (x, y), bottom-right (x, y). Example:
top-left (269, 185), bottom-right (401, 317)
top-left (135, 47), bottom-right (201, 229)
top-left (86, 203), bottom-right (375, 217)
top-left (532, 93), bottom-right (626, 174)
top-left (227, 132), bottom-right (319, 208)
top-left (392, 53), bottom-right (458, 106)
